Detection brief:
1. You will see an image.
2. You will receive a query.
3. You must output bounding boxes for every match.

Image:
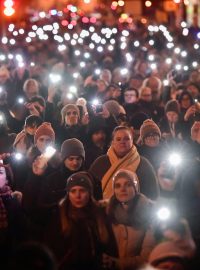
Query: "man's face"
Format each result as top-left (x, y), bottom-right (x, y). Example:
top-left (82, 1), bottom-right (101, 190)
top-left (140, 87), bottom-right (152, 102)
top-left (124, 90), bottom-right (138, 104)
top-left (166, 111), bottom-right (179, 124)
top-left (112, 129), bottom-right (133, 158)
top-left (36, 135), bottom-right (53, 153)
top-left (65, 110), bottom-right (79, 126)
top-left (91, 130), bottom-right (106, 148)
top-left (25, 82), bottom-right (39, 99)
top-left (64, 156), bottom-right (83, 171)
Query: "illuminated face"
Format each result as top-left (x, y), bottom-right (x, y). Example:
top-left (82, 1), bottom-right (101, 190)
top-left (0, 167), bottom-right (7, 188)
top-left (64, 156), bottom-right (83, 171)
top-left (187, 85), bottom-right (199, 98)
top-left (144, 133), bottom-right (160, 147)
top-left (140, 87), bottom-right (152, 102)
top-left (65, 110), bottom-right (79, 126)
top-left (36, 135), bottom-right (53, 153)
top-left (191, 124), bottom-right (200, 144)
top-left (25, 125), bottom-right (38, 136)
top-left (166, 111), bottom-right (179, 123)
top-left (112, 129), bottom-right (133, 158)
top-left (114, 177), bottom-right (135, 203)
top-left (124, 90), bottom-right (138, 104)
top-left (25, 81), bottom-right (39, 99)
top-left (69, 186), bottom-right (90, 208)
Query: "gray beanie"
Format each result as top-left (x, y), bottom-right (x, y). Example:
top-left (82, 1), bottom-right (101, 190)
top-left (61, 138), bottom-right (85, 161)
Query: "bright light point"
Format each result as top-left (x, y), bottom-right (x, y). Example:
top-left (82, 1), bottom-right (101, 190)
top-left (39, 12), bottom-right (46, 18)
top-left (192, 61), bottom-right (198, 68)
top-left (66, 93), bottom-right (74, 99)
top-left (10, 39), bottom-right (15, 45)
top-left (30, 62), bottom-right (35, 67)
top-left (89, 43), bottom-right (95, 49)
top-left (80, 62), bottom-right (86, 68)
top-left (174, 47), bottom-right (181, 54)
top-left (166, 58), bottom-right (172, 64)
top-left (122, 30), bottom-right (129, 37)
top-left (58, 44), bottom-right (66, 52)
top-left (97, 46), bottom-right (103, 52)
top-left (69, 86), bottom-right (77, 93)
top-left (95, 69), bottom-right (101, 75)
top-left (16, 54), bottom-right (23, 62)
top-left (148, 54), bottom-right (155, 61)
top-left (26, 37), bottom-right (31, 43)
top-left (92, 99), bottom-right (100, 106)
top-left (108, 45), bottom-right (114, 51)
top-left (74, 50), bottom-right (80, 56)
top-left (145, 1), bottom-right (152, 7)
top-left (182, 28), bottom-right (189, 36)
top-left (18, 62), bottom-right (25, 68)
top-left (0, 55), bottom-right (6, 61)
top-left (49, 74), bottom-right (62, 83)
top-left (121, 68), bottom-right (128, 76)
top-left (0, 114), bottom-right (4, 122)
top-left (183, 65), bottom-right (189, 71)
top-left (163, 79), bottom-right (169, 86)
top-left (14, 153), bottom-right (23, 161)
top-left (126, 53), bottom-right (133, 62)
top-left (181, 21), bottom-right (187, 28)
top-left (2, 37), bottom-right (8, 44)
top-left (8, 54), bottom-right (13, 59)
top-left (150, 63), bottom-right (157, 70)
top-left (18, 97), bottom-right (24, 104)
top-left (134, 41), bottom-right (140, 47)
top-left (194, 44), bottom-right (199, 49)
top-left (43, 146), bottom-right (56, 159)
top-left (157, 207), bottom-right (171, 221)
top-left (84, 52), bottom-right (90, 59)
top-left (149, 39), bottom-right (154, 46)
top-left (166, 42), bottom-right (174, 49)
top-left (181, 51), bottom-right (187, 57)
top-left (175, 64), bottom-right (182, 70)
top-left (73, 72), bottom-right (79, 79)
top-left (168, 153), bottom-right (182, 166)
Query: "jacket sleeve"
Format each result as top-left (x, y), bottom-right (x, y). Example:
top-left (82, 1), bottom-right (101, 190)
top-left (117, 228), bottom-right (156, 270)
top-left (136, 157), bottom-right (159, 200)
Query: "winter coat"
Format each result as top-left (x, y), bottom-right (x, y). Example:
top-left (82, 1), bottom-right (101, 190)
top-left (107, 194), bottom-right (156, 270)
top-left (89, 155), bottom-right (159, 201)
top-left (45, 198), bottom-right (118, 270)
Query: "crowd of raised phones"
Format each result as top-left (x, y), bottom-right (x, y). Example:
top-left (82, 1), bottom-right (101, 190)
top-left (0, 14), bottom-right (200, 270)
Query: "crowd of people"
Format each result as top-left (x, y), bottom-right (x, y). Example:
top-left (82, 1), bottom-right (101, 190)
top-left (0, 7), bottom-right (200, 270)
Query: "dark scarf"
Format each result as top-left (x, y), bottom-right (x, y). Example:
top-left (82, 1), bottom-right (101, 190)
top-left (0, 185), bottom-right (12, 229)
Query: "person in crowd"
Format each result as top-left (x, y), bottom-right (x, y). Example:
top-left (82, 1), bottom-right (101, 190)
top-left (13, 115), bottom-right (43, 155)
top-left (0, 113), bottom-right (16, 154)
top-left (137, 119), bottom-right (162, 171)
top-left (142, 76), bottom-right (163, 104)
top-left (0, 162), bottom-right (26, 268)
top-left (56, 104), bottom-right (87, 147)
top-left (89, 126), bottom-right (159, 200)
top-left (159, 99), bottom-right (183, 141)
top-left (102, 169), bottom-right (156, 270)
top-left (36, 138), bottom-right (86, 224)
top-left (189, 121), bottom-right (200, 159)
top-left (123, 87), bottom-right (140, 121)
top-left (45, 171), bottom-right (117, 270)
top-left (23, 78), bottom-right (40, 101)
top-left (85, 116), bottom-right (108, 169)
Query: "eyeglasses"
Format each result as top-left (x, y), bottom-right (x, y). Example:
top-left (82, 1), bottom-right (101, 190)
top-left (66, 111), bottom-right (78, 116)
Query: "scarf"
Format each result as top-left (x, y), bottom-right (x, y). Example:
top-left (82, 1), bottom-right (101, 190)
top-left (102, 145), bottom-right (140, 199)
top-left (0, 185), bottom-right (12, 229)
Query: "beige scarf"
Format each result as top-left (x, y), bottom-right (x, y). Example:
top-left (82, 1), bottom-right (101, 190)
top-left (102, 146), bottom-right (140, 199)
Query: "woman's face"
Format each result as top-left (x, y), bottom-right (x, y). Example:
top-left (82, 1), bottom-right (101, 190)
top-left (114, 177), bottom-right (136, 203)
top-left (180, 94), bottom-right (192, 109)
top-left (36, 135), bottom-right (53, 153)
top-left (64, 156), bottom-right (83, 171)
top-left (69, 186), bottom-right (90, 208)
top-left (0, 167), bottom-right (7, 188)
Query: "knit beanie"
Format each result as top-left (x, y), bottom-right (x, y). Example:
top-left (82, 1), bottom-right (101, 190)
top-left (140, 119), bottom-right (161, 142)
top-left (165, 100), bottom-right (180, 115)
top-left (103, 100), bottom-right (121, 118)
top-left (61, 138), bottom-right (85, 161)
top-left (34, 122), bottom-right (55, 144)
top-left (61, 104), bottom-right (80, 125)
top-left (113, 169), bottom-right (139, 193)
top-left (66, 171), bottom-right (93, 194)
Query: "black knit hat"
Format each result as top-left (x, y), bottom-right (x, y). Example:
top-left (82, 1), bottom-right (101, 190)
top-left (61, 138), bottom-right (85, 161)
top-left (165, 100), bottom-right (180, 114)
top-left (87, 116), bottom-right (107, 137)
top-left (66, 171), bottom-right (93, 194)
